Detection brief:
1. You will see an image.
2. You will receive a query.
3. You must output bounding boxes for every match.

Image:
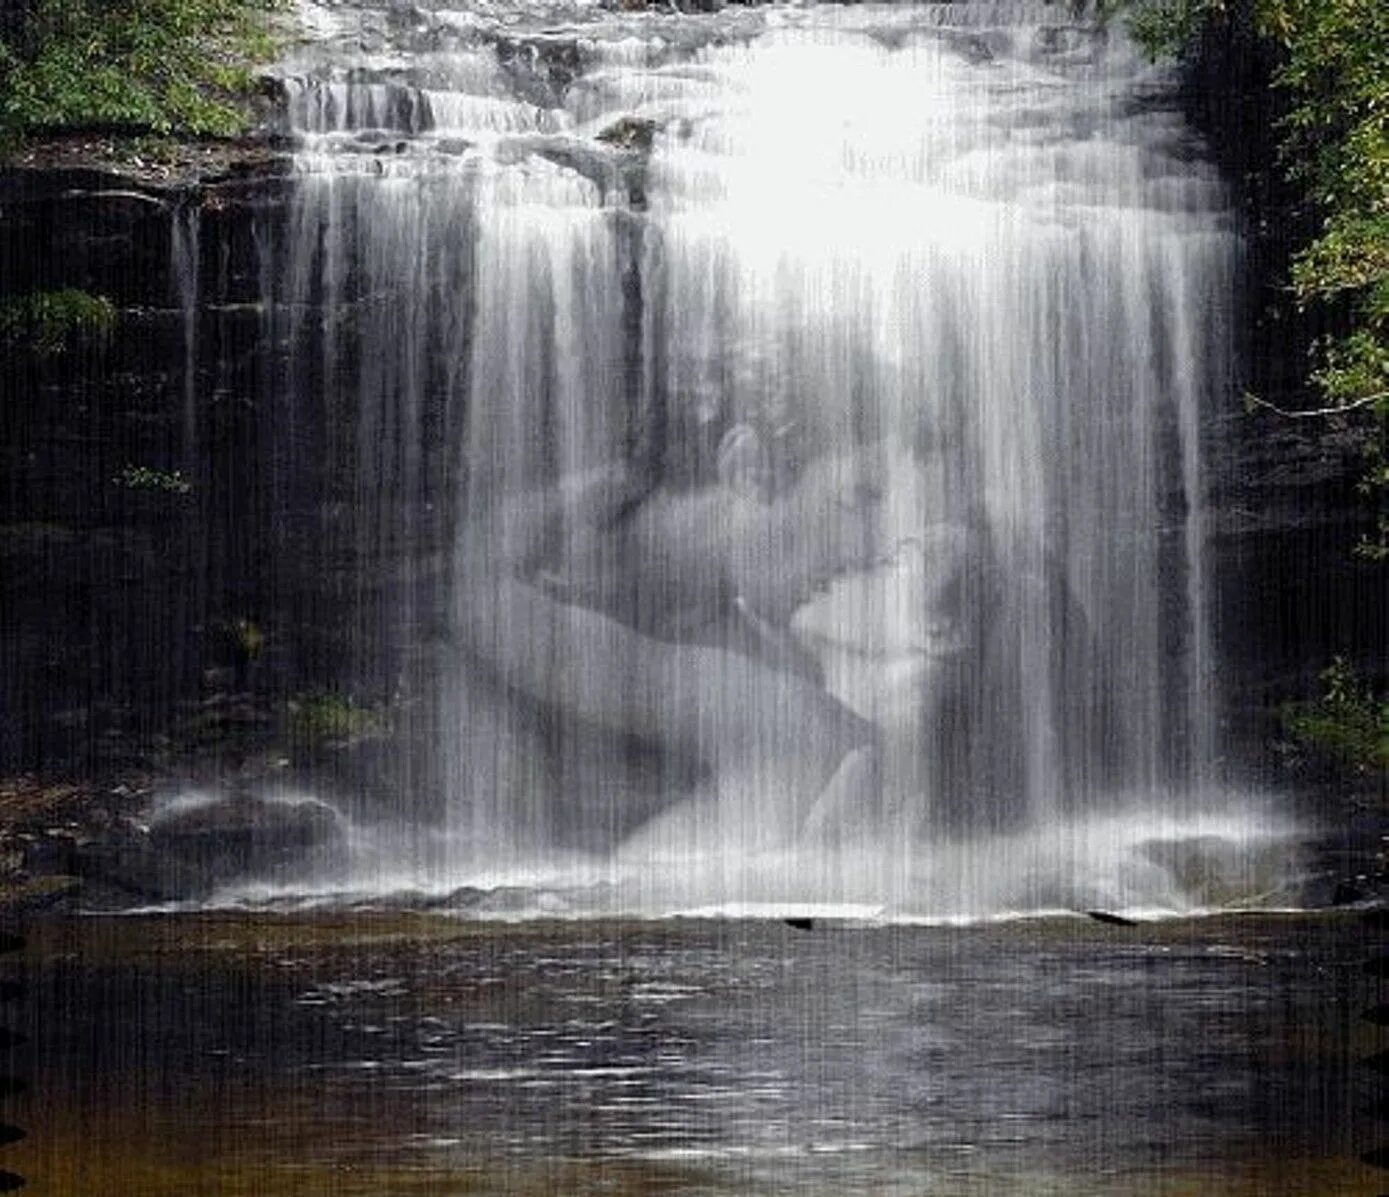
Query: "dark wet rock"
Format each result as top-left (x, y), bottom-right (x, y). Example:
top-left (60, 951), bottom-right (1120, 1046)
top-left (513, 129), bottom-right (654, 208)
top-left (944, 32), bottom-right (997, 64)
top-left (429, 885), bottom-right (486, 911)
top-left (1, 152), bottom-right (410, 774)
top-left (0, 134), bottom-right (292, 194)
top-left (572, 116), bottom-right (664, 208)
top-left (1294, 808), bottom-right (1389, 908)
top-left (1032, 25), bottom-right (1102, 63)
top-left (523, 140), bottom-right (625, 200)
top-left (145, 792), bottom-right (345, 888)
top-left (1187, 20), bottom-right (1386, 764)
top-left (0, 773), bottom-right (345, 904)
top-left (0, 783), bottom-right (125, 916)
top-left (0, 875), bottom-right (82, 915)
top-left (1086, 909), bottom-right (1138, 926)
top-left (0, 776), bottom-right (138, 840)
top-left (492, 36), bottom-right (587, 106)
top-left (1210, 414), bottom-right (1385, 740)
top-left (18, 831), bottom-right (78, 878)
top-left (172, 693), bottom-right (277, 756)
top-left (597, 116), bottom-right (658, 153)
top-left (1331, 878), bottom-right (1368, 905)
top-left (70, 825), bottom-right (204, 901)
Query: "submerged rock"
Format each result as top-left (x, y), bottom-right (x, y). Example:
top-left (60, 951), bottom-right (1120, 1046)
top-left (1086, 909), bottom-right (1138, 926)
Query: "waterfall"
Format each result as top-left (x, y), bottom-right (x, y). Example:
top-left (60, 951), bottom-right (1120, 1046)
top-left (168, 205), bottom-right (203, 712)
top-left (263, 0), bottom-right (1285, 916)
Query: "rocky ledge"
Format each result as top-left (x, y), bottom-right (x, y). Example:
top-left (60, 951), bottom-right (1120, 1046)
top-left (0, 773), bottom-right (346, 915)
top-left (2, 131), bottom-right (292, 191)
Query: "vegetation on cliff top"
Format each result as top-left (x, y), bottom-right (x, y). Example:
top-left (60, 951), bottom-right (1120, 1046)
top-left (0, 0), bottom-right (284, 149)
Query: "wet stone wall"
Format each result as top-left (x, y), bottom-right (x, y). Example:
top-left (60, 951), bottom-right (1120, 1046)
top-left (0, 155), bottom-right (450, 782)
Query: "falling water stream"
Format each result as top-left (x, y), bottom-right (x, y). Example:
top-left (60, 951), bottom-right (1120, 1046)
top-left (239, 0), bottom-right (1297, 918)
top-left (15, 7), bottom-right (1369, 1192)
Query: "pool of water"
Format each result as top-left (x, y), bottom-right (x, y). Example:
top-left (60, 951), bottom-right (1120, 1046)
top-left (7, 911), bottom-right (1382, 1194)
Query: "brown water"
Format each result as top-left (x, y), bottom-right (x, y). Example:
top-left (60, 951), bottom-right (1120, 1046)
top-left (5, 912), bottom-right (1383, 1195)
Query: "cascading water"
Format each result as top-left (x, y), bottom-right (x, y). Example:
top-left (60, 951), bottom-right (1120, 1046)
top-left (254, 0), bottom-right (1295, 917)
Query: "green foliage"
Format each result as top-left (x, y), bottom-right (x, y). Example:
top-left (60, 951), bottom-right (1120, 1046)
top-left (1283, 657), bottom-right (1389, 774)
top-left (1115, 0), bottom-right (1229, 56)
top-left (1115, 0), bottom-right (1389, 558)
top-left (225, 618), bottom-right (265, 662)
top-left (0, 0), bottom-right (284, 145)
top-left (1255, 0), bottom-right (1389, 557)
top-left (286, 691), bottom-right (389, 749)
top-left (0, 288), bottom-right (115, 355)
top-left (113, 464), bottom-right (193, 494)
top-left (1269, 2), bottom-right (1389, 538)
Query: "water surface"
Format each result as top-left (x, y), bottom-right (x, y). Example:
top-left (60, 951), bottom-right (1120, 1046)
top-left (11, 912), bottom-right (1380, 1194)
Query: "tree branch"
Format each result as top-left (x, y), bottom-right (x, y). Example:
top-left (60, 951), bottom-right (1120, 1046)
top-left (1244, 389), bottom-right (1388, 420)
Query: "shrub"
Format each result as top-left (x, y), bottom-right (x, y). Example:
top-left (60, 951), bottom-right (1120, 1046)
top-left (1283, 657), bottom-right (1389, 775)
top-left (286, 692), bottom-right (389, 749)
top-left (0, 0), bottom-right (285, 145)
top-left (0, 289), bottom-right (115, 355)
top-left (113, 464), bottom-right (193, 494)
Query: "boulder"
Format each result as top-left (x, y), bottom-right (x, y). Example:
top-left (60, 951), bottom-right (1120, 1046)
top-left (65, 789), bottom-right (346, 903)
top-left (71, 827), bottom-right (205, 902)
top-left (146, 790), bottom-right (345, 889)
top-left (1135, 834), bottom-right (1299, 908)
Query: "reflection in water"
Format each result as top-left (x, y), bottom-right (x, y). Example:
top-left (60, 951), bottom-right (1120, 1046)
top-left (14, 915), bottom-right (1376, 1195)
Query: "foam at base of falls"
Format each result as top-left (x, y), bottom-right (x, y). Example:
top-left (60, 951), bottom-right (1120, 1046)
top-left (191, 792), bottom-right (1305, 923)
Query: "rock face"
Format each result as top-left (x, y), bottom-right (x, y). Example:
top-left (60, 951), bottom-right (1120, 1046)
top-left (1180, 26), bottom-right (1387, 778)
top-left (1208, 413), bottom-right (1386, 774)
top-left (595, 116), bottom-right (657, 153)
top-left (0, 143), bottom-right (442, 789)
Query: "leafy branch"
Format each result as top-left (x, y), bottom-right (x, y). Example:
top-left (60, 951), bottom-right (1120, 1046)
top-left (0, 0), bottom-right (287, 148)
